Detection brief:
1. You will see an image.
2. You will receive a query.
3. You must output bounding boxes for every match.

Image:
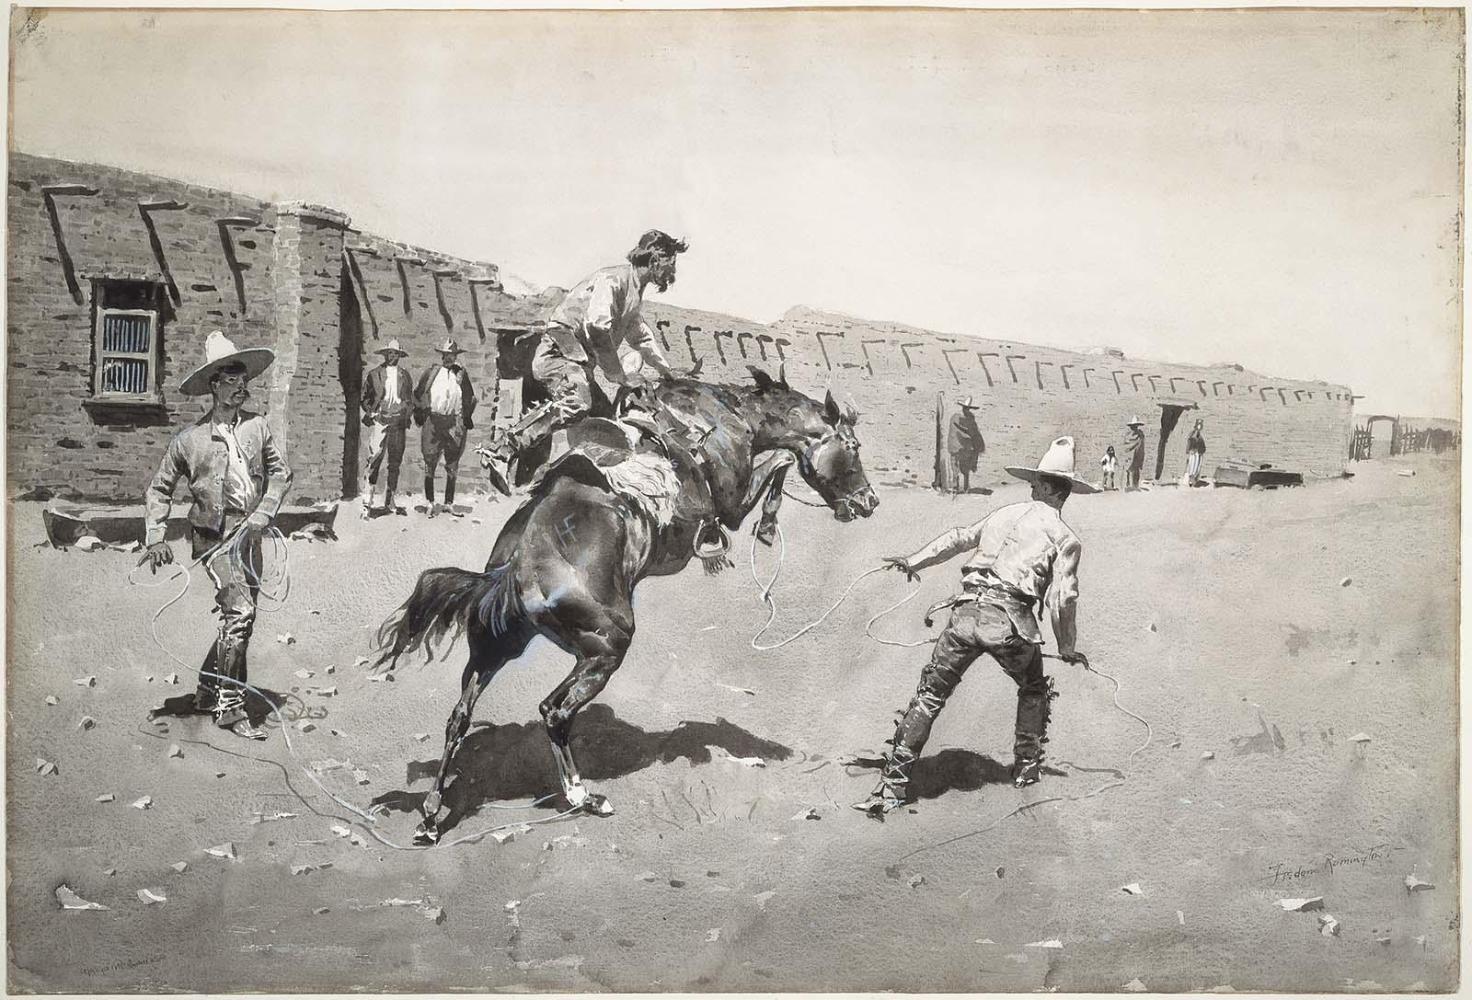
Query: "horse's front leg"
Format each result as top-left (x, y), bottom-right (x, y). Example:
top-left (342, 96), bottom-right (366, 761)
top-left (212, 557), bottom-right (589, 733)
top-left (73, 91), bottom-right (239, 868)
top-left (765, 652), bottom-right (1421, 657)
top-left (740, 451), bottom-right (795, 547)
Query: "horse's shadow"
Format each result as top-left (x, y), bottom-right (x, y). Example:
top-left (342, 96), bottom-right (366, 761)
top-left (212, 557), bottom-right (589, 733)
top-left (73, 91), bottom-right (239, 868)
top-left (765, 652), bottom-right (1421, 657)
top-left (848, 747), bottom-right (1066, 801)
top-left (369, 703), bottom-right (793, 833)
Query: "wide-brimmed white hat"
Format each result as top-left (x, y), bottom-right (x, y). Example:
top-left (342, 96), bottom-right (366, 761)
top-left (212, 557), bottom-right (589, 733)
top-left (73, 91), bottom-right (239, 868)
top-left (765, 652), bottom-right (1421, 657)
top-left (1005, 436), bottom-right (1100, 495)
top-left (180, 331), bottom-right (274, 397)
top-left (376, 338), bottom-right (408, 358)
top-left (1126, 415), bottom-right (1146, 427)
top-left (437, 338), bottom-right (464, 355)
top-left (959, 396), bottom-right (980, 409)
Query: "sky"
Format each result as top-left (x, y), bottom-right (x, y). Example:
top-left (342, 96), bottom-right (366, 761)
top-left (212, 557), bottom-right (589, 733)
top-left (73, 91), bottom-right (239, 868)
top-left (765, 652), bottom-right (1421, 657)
top-left (8, 6), bottom-right (1464, 416)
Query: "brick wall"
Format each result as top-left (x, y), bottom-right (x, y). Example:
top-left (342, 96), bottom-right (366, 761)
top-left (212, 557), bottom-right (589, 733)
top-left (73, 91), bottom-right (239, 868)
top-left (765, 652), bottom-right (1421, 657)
top-left (7, 152), bottom-right (277, 500)
top-left (334, 231), bottom-right (526, 497)
top-left (643, 303), bottom-right (1355, 488)
top-left (8, 150), bottom-right (1355, 505)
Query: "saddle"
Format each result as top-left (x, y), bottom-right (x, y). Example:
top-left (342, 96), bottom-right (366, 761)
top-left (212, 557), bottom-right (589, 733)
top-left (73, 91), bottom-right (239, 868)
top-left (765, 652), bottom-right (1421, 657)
top-left (531, 409), bottom-right (732, 571)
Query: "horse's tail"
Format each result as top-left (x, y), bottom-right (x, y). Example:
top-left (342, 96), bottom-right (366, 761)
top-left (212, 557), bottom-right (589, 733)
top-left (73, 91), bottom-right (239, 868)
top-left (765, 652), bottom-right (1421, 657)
top-left (373, 562), bottom-right (523, 669)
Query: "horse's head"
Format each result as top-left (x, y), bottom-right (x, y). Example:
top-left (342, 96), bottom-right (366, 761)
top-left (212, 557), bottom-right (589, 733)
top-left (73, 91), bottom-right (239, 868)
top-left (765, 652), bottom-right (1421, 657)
top-left (792, 388), bottom-right (879, 522)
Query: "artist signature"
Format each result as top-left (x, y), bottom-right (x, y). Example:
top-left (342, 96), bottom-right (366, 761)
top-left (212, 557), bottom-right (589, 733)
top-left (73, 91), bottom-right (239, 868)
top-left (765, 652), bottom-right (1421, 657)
top-left (80, 954), bottom-right (164, 976)
top-left (1264, 843), bottom-right (1403, 885)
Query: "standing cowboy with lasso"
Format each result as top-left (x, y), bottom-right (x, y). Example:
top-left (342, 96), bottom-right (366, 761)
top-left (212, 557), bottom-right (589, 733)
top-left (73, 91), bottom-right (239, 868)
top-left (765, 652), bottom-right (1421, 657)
top-left (855, 436), bottom-right (1095, 818)
top-left (479, 230), bottom-right (687, 494)
top-left (138, 331), bottom-right (292, 740)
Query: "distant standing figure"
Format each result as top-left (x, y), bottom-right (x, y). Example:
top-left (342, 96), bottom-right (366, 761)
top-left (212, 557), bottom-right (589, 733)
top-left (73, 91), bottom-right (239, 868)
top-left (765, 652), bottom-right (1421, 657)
top-left (1185, 419), bottom-right (1207, 486)
top-left (1124, 416), bottom-right (1146, 490)
top-left (414, 339), bottom-right (477, 515)
top-left (360, 339), bottom-right (413, 518)
top-left (1100, 445), bottom-right (1118, 491)
top-left (947, 397), bottom-right (985, 494)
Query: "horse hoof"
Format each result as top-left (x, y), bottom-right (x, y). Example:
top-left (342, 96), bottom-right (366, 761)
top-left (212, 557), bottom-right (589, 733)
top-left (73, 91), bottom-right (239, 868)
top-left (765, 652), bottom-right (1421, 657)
top-left (582, 794), bottom-right (615, 818)
top-left (412, 823), bottom-right (441, 846)
top-left (755, 522), bottom-right (776, 547)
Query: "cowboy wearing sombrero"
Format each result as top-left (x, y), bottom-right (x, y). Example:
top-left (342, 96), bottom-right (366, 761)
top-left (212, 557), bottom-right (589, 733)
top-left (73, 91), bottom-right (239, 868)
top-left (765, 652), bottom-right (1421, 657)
top-left (413, 338), bottom-right (477, 515)
top-left (360, 338), bottom-right (413, 517)
top-left (479, 230), bottom-right (688, 494)
top-left (946, 396), bottom-right (985, 494)
top-left (1123, 415), bottom-right (1147, 490)
top-left (139, 331), bottom-right (292, 740)
top-left (855, 436), bottom-right (1096, 818)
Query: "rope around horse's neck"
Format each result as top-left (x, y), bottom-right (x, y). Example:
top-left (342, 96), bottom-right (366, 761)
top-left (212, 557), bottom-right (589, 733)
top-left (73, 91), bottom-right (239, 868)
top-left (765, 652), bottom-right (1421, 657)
top-left (128, 531), bottom-right (578, 851)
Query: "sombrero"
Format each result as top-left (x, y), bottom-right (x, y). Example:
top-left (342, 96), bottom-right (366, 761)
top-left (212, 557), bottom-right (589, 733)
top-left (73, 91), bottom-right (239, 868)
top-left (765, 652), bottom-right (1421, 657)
top-left (1126, 415), bottom-right (1146, 427)
top-left (375, 338), bottom-right (408, 358)
top-left (180, 331), bottom-right (275, 397)
top-left (959, 396), bottom-right (980, 409)
top-left (437, 338), bottom-right (465, 355)
top-left (1004, 436), bottom-right (1100, 495)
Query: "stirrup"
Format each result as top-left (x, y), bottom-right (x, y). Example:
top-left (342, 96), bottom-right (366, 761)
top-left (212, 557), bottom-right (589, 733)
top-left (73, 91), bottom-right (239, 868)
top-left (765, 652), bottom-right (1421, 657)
top-left (694, 519), bottom-right (732, 574)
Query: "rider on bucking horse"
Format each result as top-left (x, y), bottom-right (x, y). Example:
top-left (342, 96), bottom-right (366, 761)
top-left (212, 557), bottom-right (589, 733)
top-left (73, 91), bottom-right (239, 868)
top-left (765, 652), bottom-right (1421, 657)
top-left (481, 230), bottom-right (689, 495)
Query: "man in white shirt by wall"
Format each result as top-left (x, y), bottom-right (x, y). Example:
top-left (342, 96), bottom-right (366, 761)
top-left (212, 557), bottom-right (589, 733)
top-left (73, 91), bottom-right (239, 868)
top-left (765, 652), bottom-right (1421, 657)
top-left (413, 339), bottom-right (477, 514)
top-left (854, 436), bottom-right (1096, 818)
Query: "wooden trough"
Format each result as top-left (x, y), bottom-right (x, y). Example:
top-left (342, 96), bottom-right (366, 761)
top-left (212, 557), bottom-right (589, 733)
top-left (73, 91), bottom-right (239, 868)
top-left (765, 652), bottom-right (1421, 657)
top-left (42, 501), bottom-right (340, 548)
top-left (1211, 461), bottom-right (1305, 490)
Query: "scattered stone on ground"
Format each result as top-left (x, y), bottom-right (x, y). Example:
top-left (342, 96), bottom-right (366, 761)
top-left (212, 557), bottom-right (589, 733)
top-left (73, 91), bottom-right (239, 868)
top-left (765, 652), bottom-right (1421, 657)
top-left (1277, 897), bottom-right (1324, 912)
top-left (55, 884), bottom-right (109, 911)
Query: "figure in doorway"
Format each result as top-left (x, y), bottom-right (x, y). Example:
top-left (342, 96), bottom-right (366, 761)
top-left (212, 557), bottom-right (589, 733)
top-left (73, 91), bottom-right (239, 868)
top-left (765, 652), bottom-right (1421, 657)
top-left (1185, 418), bottom-right (1207, 486)
top-left (1123, 416), bottom-right (1146, 490)
top-left (360, 339), bottom-right (413, 518)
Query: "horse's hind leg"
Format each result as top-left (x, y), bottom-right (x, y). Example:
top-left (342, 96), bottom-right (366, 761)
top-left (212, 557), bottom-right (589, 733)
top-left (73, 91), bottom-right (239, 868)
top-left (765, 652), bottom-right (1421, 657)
top-left (414, 626), bottom-right (527, 845)
top-left (539, 606), bottom-right (632, 818)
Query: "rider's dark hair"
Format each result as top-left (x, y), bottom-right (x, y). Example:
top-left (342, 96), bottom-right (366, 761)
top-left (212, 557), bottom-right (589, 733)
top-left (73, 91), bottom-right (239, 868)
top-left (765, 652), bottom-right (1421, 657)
top-left (628, 230), bottom-right (688, 267)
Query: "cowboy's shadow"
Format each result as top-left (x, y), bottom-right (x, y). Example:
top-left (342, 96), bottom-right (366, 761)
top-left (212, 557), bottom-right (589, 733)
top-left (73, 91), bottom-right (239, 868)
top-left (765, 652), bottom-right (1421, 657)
top-left (369, 703), bottom-right (793, 832)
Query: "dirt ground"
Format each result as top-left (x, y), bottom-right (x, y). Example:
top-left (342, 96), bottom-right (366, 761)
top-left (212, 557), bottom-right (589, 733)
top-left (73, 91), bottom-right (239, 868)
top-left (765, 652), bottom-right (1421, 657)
top-left (5, 455), bottom-right (1460, 993)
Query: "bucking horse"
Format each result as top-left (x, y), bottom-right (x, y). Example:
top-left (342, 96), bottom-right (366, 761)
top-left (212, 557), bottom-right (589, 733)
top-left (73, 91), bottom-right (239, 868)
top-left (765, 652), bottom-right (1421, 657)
top-left (374, 366), bottom-right (878, 844)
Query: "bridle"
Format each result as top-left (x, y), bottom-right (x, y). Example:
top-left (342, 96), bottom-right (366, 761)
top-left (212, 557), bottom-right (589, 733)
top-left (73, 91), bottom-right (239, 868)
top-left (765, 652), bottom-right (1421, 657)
top-left (795, 430), bottom-right (872, 518)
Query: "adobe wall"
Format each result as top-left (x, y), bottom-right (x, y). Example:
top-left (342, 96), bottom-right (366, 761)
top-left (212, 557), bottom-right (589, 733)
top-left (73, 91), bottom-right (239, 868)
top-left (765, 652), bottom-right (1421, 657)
top-left (7, 150), bottom-right (1356, 507)
top-left (644, 303), bottom-right (1355, 488)
top-left (7, 152), bottom-right (279, 500)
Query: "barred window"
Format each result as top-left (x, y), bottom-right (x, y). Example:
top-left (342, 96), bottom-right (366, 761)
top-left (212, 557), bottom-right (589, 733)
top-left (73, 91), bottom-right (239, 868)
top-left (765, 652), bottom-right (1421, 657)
top-left (93, 280), bottom-right (164, 400)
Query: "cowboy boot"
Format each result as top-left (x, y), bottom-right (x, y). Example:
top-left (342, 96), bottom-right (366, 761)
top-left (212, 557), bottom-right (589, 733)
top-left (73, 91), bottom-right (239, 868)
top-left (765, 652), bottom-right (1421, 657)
top-left (853, 742), bottom-right (917, 819)
top-left (1012, 677), bottom-right (1055, 787)
top-left (477, 433), bottom-right (517, 497)
top-left (212, 639), bottom-right (267, 740)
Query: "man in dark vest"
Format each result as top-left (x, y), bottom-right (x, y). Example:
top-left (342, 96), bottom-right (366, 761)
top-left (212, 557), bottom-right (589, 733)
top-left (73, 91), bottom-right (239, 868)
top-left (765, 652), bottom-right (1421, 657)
top-left (360, 339), bottom-right (413, 517)
top-left (947, 396), bottom-right (985, 493)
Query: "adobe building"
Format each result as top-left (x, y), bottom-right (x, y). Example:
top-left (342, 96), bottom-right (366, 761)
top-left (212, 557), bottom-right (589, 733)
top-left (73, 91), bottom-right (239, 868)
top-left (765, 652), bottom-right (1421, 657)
top-left (7, 151), bottom-right (1357, 505)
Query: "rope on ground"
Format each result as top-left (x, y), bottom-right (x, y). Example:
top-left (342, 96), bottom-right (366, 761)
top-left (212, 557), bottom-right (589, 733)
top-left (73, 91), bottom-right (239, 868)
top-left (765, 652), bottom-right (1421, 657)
top-left (748, 523), bottom-right (928, 651)
top-left (900, 656), bottom-right (1153, 861)
top-left (127, 528), bottom-right (579, 851)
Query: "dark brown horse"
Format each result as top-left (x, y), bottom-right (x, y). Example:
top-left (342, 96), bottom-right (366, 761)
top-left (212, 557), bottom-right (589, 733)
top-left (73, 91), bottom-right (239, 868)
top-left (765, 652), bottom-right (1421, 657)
top-left (375, 368), bottom-right (877, 844)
